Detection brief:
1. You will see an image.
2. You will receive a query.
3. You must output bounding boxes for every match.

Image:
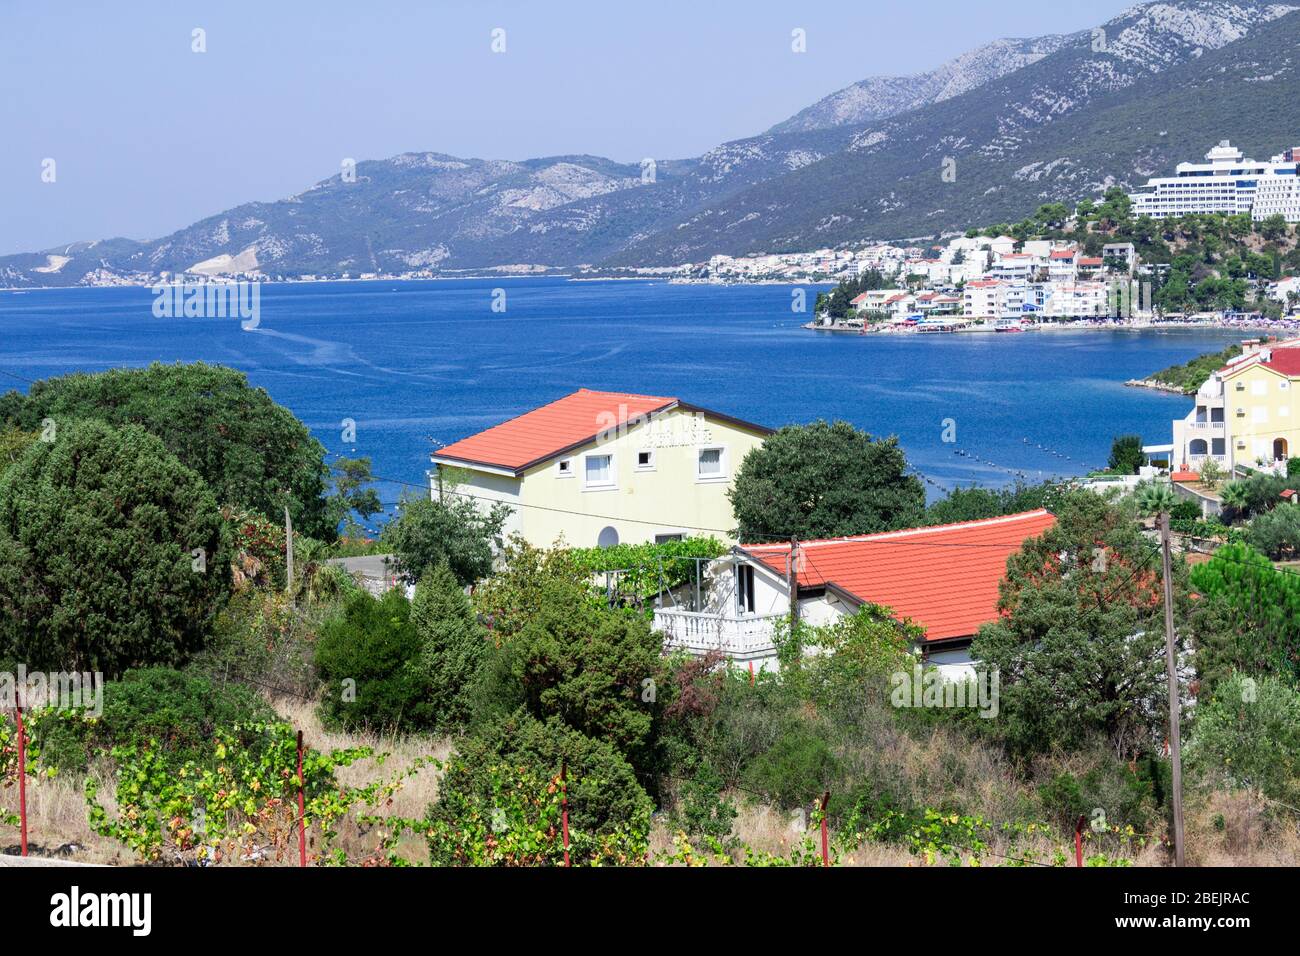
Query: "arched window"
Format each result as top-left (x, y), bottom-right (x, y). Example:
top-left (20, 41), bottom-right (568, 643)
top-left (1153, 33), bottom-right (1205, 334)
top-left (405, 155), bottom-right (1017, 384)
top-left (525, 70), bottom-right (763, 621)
top-left (1189, 439), bottom-right (1208, 456)
top-left (597, 526), bottom-right (619, 548)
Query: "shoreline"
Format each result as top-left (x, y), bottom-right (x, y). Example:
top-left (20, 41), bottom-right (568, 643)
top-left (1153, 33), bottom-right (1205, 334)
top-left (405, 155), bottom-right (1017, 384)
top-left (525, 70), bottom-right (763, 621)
top-left (805, 318), bottom-right (1297, 337)
top-left (1122, 378), bottom-right (1190, 395)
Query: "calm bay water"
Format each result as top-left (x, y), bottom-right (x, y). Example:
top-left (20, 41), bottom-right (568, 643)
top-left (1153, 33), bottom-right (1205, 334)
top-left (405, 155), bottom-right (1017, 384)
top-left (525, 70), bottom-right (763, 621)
top-left (0, 278), bottom-right (1241, 523)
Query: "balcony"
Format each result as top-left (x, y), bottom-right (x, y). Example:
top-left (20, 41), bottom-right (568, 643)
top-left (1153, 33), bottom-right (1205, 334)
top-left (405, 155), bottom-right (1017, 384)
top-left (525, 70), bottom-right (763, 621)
top-left (1187, 421), bottom-right (1225, 431)
top-left (653, 608), bottom-right (786, 661)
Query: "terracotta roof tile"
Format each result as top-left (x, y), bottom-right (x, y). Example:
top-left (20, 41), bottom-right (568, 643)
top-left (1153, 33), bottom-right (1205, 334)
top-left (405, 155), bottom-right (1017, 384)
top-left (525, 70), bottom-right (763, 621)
top-left (434, 389), bottom-right (675, 472)
top-left (741, 510), bottom-right (1056, 642)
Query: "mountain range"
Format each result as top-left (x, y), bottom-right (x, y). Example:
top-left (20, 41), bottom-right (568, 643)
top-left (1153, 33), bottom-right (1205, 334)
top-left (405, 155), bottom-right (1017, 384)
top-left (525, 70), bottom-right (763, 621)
top-left (4, 0), bottom-right (1300, 288)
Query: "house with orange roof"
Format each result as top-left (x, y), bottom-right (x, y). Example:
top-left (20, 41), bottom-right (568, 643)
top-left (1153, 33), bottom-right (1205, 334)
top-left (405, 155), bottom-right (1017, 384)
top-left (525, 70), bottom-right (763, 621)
top-left (430, 389), bottom-right (772, 550)
top-left (653, 510), bottom-right (1057, 676)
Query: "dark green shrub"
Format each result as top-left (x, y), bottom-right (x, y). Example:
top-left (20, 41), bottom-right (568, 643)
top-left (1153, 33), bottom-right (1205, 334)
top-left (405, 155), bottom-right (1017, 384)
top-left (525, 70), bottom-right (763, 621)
top-left (1036, 755), bottom-right (1159, 835)
top-left (1169, 500), bottom-right (1201, 521)
top-left (25, 667), bottom-right (275, 773)
top-left (742, 722), bottom-right (841, 810)
top-left (411, 562), bottom-right (488, 731)
top-left (427, 712), bottom-right (652, 863)
top-left (0, 419), bottom-right (231, 676)
top-left (672, 759), bottom-right (737, 843)
top-left (314, 588), bottom-right (432, 731)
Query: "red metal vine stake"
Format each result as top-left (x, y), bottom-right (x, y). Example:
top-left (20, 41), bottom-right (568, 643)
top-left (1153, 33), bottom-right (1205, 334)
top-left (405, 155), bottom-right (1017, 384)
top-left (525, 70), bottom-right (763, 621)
top-left (16, 694), bottom-right (27, 857)
top-left (296, 730), bottom-right (307, 867)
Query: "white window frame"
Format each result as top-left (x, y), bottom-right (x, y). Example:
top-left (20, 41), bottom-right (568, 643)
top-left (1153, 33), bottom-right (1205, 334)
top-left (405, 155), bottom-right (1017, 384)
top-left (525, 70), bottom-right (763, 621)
top-left (557, 457), bottom-right (574, 478)
top-left (634, 448), bottom-right (656, 472)
top-left (583, 452), bottom-right (616, 491)
top-left (696, 445), bottom-right (727, 482)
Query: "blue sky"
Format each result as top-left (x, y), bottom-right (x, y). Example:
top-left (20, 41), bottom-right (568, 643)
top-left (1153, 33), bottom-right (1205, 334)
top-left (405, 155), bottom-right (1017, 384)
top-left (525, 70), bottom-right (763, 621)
top-left (0, 0), bottom-right (1134, 255)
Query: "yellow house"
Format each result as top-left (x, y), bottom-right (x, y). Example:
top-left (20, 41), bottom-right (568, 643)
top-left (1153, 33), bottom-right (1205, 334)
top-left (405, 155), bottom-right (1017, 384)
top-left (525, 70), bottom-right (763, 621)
top-left (429, 389), bottom-right (772, 549)
top-left (1173, 342), bottom-right (1300, 472)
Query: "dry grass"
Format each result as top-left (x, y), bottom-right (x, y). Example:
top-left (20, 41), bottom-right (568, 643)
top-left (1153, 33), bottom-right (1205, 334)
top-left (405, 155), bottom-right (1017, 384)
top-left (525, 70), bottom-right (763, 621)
top-left (270, 695), bottom-right (453, 864)
top-left (0, 764), bottom-right (125, 865)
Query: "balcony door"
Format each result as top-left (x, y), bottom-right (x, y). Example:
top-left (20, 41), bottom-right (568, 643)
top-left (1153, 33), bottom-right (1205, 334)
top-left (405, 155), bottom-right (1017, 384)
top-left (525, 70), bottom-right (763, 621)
top-left (736, 564), bottom-right (756, 615)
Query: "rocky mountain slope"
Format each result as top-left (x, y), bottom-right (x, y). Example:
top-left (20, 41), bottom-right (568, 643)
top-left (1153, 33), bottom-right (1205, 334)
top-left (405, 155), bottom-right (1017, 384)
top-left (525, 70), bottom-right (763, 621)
top-left (2, 1), bottom-right (1296, 287)
top-left (766, 35), bottom-right (1076, 136)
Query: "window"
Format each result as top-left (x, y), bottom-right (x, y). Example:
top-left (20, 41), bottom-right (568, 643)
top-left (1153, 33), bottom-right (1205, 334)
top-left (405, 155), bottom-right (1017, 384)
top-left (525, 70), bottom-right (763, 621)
top-left (697, 446), bottom-right (726, 480)
top-left (584, 454), bottom-right (614, 488)
top-left (597, 526), bottom-right (620, 548)
top-left (557, 458), bottom-right (573, 477)
top-left (736, 564), bottom-right (756, 614)
top-left (654, 532), bottom-right (683, 544)
top-left (635, 449), bottom-right (655, 471)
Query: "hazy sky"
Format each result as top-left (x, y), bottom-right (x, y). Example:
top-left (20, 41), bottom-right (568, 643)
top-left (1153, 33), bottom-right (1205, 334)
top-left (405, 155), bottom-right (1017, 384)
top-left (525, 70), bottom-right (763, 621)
top-left (0, 0), bottom-right (1135, 255)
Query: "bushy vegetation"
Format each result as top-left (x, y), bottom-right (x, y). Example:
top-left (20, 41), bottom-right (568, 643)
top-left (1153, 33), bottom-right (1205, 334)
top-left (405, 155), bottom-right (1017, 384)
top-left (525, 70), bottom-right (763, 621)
top-left (729, 420), bottom-right (925, 540)
top-left (972, 492), bottom-right (1182, 757)
top-left (313, 588), bottom-right (434, 732)
top-left (380, 492), bottom-right (508, 586)
top-left (0, 419), bottom-right (231, 676)
top-left (0, 363), bottom-right (337, 538)
top-left (1145, 344), bottom-right (1245, 395)
top-left (924, 480), bottom-right (1064, 526)
top-left (26, 668), bottom-right (276, 774)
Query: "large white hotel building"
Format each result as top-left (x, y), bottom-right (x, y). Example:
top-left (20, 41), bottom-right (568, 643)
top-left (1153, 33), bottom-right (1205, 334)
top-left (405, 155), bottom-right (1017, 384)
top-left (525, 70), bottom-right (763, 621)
top-left (1127, 141), bottom-right (1300, 221)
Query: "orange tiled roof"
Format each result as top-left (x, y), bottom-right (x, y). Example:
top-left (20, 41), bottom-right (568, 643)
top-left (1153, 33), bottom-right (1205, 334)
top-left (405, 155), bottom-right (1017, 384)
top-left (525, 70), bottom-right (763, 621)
top-left (741, 510), bottom-right (1057, 642)
top-left (433, 388), bottom-right (770, 474)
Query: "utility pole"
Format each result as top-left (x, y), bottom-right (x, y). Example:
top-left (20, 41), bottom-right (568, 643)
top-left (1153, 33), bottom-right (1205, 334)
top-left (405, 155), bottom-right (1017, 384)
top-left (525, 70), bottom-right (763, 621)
top-left (284, 504), bottom-right (294, 600)
top-left (787, 536), bottom-right (800, 627)
top-left (1158, 512), bottom-right (1185, 867)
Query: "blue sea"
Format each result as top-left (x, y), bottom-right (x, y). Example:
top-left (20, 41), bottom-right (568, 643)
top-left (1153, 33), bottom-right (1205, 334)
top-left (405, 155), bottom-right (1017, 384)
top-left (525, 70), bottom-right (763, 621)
top-left (0, 278), bottom-right (1241, 526)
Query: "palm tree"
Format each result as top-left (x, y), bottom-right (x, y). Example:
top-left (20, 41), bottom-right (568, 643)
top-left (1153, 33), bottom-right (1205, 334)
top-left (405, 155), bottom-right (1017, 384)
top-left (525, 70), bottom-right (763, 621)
top-left (1135, 482), bottom-right (1177, 516)
top-left (1220, 480), bottom-right (1250, 518)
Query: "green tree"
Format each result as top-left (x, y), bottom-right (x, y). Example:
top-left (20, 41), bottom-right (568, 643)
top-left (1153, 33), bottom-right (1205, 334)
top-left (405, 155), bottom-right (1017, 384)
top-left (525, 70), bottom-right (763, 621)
top-left (1188, 543), bottom-right (1300, 690)
top-left (0, 428), bottom-right (35, 475)
top-left (1108, 434), bottom-right (1145, 475)
top-left (1134, 481), bottom-right (1176, 516)
top-left (476, 562), bottom-right (664, 773)
top-left (924, 480), bottom-right (1063, 526)
top-left (1187, 672), bottom-right (1300, 807)
top-left (0, 420), bottom-right (230, 676)
top-left (1246, 502), bottom-right (1300, 559)
top-left (1216, 478), bottom-right (1248, 515)
top-left (326, 456), bottom-right (382, 535)
top-left (314, 588), bottom-right (432, 731)
top-left (381, 491), bottom-right (508, 586)
top-left (729, 420), bottom-right (925, 541)
top-left (972, 492), bottom-right (1182, 755)
top-left (411, 562), bottom-right (489, 730)
top-left (1259, 213), bottom-right (1289, 242)
top-left (0, 363), bottom-right (334, 538)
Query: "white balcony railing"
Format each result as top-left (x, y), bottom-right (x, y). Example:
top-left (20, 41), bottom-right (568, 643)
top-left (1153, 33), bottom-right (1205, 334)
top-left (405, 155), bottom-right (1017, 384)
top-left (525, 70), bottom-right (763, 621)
top-left (1188, 421), bottom-right (1225, 431)
top-left (652, 609), bottom-right (785, 660)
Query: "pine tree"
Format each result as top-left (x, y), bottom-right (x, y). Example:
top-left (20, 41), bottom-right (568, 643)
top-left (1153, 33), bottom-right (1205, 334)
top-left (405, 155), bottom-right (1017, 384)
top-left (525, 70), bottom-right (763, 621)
top-left (411, 561), bottom-right (488, 730)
